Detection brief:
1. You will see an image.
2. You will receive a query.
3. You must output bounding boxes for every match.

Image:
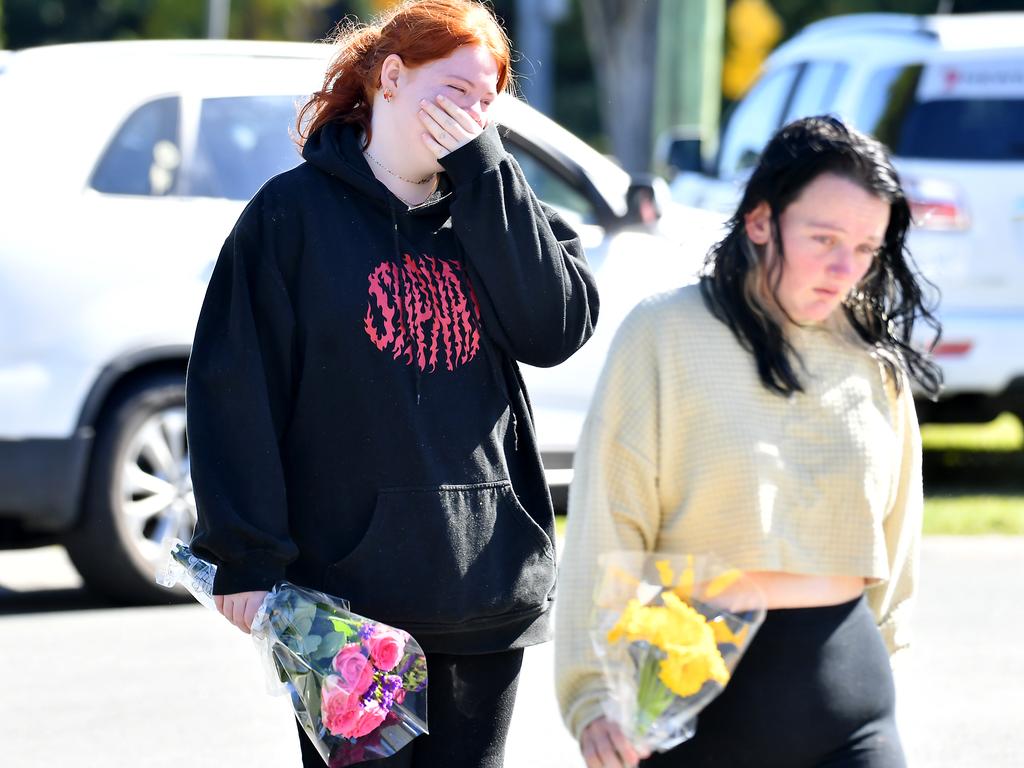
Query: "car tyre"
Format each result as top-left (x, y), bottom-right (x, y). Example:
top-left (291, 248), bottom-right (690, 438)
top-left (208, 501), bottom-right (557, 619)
top-left (64, 374), bottom-right (195, 604)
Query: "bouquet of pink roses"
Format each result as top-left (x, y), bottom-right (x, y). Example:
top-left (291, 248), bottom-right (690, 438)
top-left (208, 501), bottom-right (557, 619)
top-left (157, 540), bottom-right (428, 767)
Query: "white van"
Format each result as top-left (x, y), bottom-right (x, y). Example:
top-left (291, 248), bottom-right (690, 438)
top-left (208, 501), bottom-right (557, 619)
top-left (668, 12), bottom-right (1024, 426)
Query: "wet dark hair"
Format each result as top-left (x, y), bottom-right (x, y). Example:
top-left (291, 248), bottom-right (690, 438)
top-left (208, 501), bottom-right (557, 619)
top-left (700, 115), bottom-right (943, 398)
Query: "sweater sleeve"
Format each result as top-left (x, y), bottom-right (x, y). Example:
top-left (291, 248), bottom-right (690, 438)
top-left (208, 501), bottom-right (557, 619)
top-left (185, 191), bottom-right (299, 594)
top-left (554, 305), bottom-right (661, 740)
top-left (866, 374), bottom-right (924, 664)
top-left (439, 124), bottom-right (599, 368)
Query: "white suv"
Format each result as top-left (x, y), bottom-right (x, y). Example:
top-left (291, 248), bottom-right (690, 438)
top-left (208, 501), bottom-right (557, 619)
top-left (0, 41), bottom-right (719, 601)
top-left (669, 12), bottom-right (1024, 425)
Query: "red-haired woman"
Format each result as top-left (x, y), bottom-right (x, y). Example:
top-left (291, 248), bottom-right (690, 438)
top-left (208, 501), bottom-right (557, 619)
top-left (184, 1), bottom-right (599, 765)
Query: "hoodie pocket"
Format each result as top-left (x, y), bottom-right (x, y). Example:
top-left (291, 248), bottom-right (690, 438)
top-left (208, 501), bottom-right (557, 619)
top-left (323, 480), bottom-right (554, 629)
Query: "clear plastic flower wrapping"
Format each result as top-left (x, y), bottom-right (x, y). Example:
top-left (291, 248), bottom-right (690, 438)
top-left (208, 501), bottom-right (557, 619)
top-left (590, 551), bottom-right (767, 754)
top-left (157, 539), bottom-right (428, 767)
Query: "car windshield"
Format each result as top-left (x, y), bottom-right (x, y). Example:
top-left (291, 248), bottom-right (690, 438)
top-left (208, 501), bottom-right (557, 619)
top-left (491, 95), bottom-right (631, 216)
top-left (858, 61), bottom-right (1024, 161)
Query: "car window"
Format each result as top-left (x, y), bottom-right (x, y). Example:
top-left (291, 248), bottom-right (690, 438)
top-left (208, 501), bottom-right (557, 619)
top-left (858, 63), bottom-right (1024, 161)
top-left (717, 64), bottom-right (801, 179)
top-left (91, 96), bottom-right (181, 196)
top-left (188, 95), bottom-right (303, 200)
top-left (783, 61), bottom-right (848, 124)
top-left (503, 142), bottom-right (597, 225)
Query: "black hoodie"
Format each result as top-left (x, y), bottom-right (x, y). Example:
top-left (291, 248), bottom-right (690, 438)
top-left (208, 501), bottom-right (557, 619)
top-left (185, 120), bottom-right (599, 653)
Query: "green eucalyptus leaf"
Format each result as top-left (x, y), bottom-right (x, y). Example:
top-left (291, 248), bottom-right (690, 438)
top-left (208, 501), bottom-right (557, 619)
top-left (291, 601), bottom-right (317, 637)
top-left (283, 631), bottom-right (305, 654)
top-left (315, 631), bottom-right (351, 661)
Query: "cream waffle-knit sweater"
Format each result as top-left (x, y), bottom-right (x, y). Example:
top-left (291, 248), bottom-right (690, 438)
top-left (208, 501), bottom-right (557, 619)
top-left (554, 283), bottom-right (923, 740)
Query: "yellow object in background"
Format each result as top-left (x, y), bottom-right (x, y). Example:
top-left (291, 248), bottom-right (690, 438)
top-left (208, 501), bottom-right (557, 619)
top-left (722, 0), bottom-right (783, 100)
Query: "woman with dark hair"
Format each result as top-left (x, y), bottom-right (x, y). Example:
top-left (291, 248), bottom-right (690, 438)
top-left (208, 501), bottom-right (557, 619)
top-left (555, 115), bottom-right (941, 768)
top-left (184, 1), bottom-right (598, 766)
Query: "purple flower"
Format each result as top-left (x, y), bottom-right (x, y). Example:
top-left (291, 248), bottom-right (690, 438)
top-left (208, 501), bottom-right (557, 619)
top-left (360, 673), bottom-right (404, 713)
top-left (358, 622), bottom-right (375, 644)
top-left (361, 675), bottom-right (382, 705)
top-left (380, 674), bottom-right (403, 711)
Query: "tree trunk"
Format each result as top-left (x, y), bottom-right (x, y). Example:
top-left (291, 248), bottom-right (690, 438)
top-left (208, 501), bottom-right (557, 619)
top-left (579, 0), bottom-right (660, 173)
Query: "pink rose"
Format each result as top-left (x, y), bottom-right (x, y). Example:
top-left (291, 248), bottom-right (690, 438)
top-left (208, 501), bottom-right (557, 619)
top-left (366, 627), bottom-right (408, 672)
top-left (332, 644), bottom-right (375, 696)
top-left (349, 699), bottom-right (388, 739)
top-left (321, 675), bottom-right (363, 737)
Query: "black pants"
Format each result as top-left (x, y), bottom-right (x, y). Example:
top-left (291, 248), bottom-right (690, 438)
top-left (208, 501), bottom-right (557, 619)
top-left (640, 595), bottom-right (905, 768)
top-left (297, 648), bottom-right (524, 768)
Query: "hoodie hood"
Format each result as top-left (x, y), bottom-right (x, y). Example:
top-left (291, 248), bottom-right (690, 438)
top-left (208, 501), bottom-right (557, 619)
top-left (301, 120), bottom-right (452, 215)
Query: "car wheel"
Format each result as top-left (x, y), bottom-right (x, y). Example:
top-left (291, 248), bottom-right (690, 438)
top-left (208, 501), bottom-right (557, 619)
top-left (64, 374), bottom-right (196, 603)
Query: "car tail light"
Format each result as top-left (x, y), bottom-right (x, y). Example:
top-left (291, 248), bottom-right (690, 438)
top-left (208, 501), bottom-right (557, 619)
top-left (932, 340), bottom-right (973, 357)
top-left (905, 177), bottom-right (970, 231)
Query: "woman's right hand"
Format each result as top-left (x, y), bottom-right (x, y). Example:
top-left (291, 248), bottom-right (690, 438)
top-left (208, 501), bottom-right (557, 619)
top-left (580, 716), bottom-right (649, 768)
top-left (214, 590), bottom-right (269, 634)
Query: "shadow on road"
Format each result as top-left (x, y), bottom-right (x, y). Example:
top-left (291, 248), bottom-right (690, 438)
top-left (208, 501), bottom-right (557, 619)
top-left (0, 584), bottom-right (122, 616)
top-left (0, 584), bottom-right (192, 616)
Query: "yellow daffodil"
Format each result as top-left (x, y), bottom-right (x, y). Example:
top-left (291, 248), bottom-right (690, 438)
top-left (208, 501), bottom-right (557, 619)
top-left (659, 643), bottom-right (730, 697)
top-left (705, 569), bottom-right (743, 599)
top-left (606, 589), bottom-right (731, 699)
top-left (598, 556), bottom-right (765, 747)
top-left (655, 559), bottom-right (675, 587)
top-left (709, 618), bottom-right (747, 647)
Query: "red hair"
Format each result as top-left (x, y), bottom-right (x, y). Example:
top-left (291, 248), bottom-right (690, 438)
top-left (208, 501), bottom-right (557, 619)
top-left (297, 0), bottom-right (512, 148)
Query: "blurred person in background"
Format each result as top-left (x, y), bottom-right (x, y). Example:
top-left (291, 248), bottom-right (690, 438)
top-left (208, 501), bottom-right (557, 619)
top-left (184, 1), bottom-right (598, 766)
top-left (556, 115), bottom-right (941, 768)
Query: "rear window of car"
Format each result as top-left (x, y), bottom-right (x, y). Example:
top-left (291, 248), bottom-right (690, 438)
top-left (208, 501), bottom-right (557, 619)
top-left (857, 62), bottom-right (1024, 161)
top-left (91, 96), bottom-right (182, 196)
top-left (187, 95), bottom-right (302, 200)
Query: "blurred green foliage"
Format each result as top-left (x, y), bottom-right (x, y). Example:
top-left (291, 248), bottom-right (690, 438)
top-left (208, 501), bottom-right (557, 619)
top-left (921, 413), bottom-right (1024, 535)
top-left (924, 495), bottom-right (1024, 535)
top-left (2, 0), bottom-right (340, 47)
top-left (922, 413), bottom-right (1024, 453)
top-left (552, 0), bottom-right (605, 150)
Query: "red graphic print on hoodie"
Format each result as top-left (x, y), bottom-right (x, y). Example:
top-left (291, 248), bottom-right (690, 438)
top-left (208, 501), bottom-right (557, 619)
top-left (364, 253), bottom-right (481, 372)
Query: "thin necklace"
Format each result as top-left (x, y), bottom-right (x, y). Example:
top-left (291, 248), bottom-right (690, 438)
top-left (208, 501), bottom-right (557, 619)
top-left (363, 149), bottom-right (437, 185)
top-left (391, 176), bottom-right (440, 207)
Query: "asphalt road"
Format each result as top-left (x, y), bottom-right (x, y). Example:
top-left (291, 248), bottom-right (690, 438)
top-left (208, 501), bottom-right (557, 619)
top-left (1, 537), bottom-right (1021, 767)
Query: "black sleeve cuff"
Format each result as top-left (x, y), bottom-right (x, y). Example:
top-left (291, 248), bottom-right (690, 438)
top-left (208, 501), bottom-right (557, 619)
top-left (211, 554), bottom-right (286, 595)
top-left (439, 123), bottom-right (507, 186)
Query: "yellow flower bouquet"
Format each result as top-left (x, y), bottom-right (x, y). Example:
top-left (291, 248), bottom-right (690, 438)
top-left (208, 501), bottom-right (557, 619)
top-left (591, 552), bottom-right (766, 753)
